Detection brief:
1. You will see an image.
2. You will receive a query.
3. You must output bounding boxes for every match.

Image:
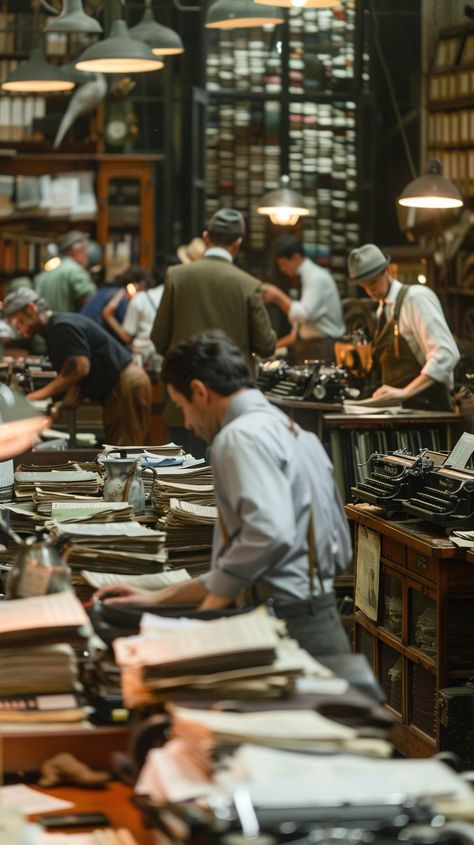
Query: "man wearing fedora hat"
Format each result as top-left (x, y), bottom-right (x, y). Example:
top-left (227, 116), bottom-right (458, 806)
top-left (151, 209), bottom-right (276, 457)
top-left (348, 243), bottom-right (459, 410)
top-left (34, 230), bottom-right (97, 314)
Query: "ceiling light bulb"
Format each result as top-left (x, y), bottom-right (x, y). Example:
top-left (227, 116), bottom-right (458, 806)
top-left (269, 209), bottom-right (301, 225)
top-left (257, 176), bottom-right (309, 225)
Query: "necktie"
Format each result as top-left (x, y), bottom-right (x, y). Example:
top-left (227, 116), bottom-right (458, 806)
top-left (378, 300), bottom-right (387, 333)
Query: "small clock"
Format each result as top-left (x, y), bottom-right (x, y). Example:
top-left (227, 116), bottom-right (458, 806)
top-left (105, 117), bottom-right (128, 146)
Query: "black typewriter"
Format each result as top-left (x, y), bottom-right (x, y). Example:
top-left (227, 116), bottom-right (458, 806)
top-left (351, 449), bottom-right (442, 518)
top-left (12, 357), bottom-right (56, 393)
top-left (257, 359), bottom-right (354, 403)
top-left (402, 464), bottom-right (474, 531)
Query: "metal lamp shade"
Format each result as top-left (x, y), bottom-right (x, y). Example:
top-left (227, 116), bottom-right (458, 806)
top-left (75, 19), bottom-right (164, 73)
top-left (129, 8), bottom-right (184, 56)
top-left (1, 47), bottom-right (75, 93)
top-left (44, 0), bottom-right (103, 35)
top-left (254, 0), bottom-right (342, 8)
top-left (258, 177), bottom-right (309, 225)
top-left (206, 0), bottom-right (284, 29)
top-left (0, 384), bottom-right (49, 461)
top-left (398, 159), bottom-right (463, 209)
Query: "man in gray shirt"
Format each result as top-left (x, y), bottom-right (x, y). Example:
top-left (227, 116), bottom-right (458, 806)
top-left (95, 332), bottom-right (351, 658)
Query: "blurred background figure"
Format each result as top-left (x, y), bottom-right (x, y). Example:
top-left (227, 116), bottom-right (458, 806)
top-left (176, 236), bottom-right (205, 265)
top-left (81, 266), bottom-right (135, 341)
top-left (34, 230), bottom-right (97, 313)
top-left (102, 266), bottom-right (161, 363)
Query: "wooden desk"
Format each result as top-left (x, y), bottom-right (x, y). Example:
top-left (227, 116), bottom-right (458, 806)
top-left (346, 503), bottom-right (474, 759)
top-left (28, 782), bottom-right (153, 844)
top-left (265, 395), bottom-right (340, 439)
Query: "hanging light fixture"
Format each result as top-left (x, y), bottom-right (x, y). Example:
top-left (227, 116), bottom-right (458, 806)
top-left (1, 46), bottom-right (75, 93)
top-left (75, 18), bottom-right (164, 73)
top-left (254, 0), bottom-right (343, 8)
top-left (44, 0), bottom-right (103, 34)
top-left (129, 2), bottom-right (184, 56)
top-left (206, 0), bottom-right (284, 29)
top-left (257, 175), bottom-right (309, 225)
top-left (398, 159), bottom-right (463, 210)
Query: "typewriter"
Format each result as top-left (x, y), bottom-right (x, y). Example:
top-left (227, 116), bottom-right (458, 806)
top-left (257, 359), bottom-right (355, 403)
top-left (402, 464), bottom-right (474, 531)
top-left (11, 356), bottom-right (56, 393)
top-left (351, 449), bottom-right (442, 518)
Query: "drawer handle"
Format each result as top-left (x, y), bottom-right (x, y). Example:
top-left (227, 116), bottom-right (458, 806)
top-left (416, 555), bottom-right (427, 569)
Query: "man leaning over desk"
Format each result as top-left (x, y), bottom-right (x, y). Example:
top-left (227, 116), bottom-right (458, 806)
top-left (95, 331), bottom-right (352, 659)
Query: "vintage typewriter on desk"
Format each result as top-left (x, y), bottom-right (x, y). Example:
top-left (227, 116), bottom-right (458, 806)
top-left (257, 359), bottom-right (354, 403)
top-left (351, 449), bottom-right (444, 519)
top-left (402, 463), bottom-right (474, 532)
top-left (11, 357), bottom-right (57, 394)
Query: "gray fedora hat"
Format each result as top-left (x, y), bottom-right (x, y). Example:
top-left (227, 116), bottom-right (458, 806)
top-left (348, 243), bottom-right (390, 285)
top-left (3, 287), bottom-right (40, 317)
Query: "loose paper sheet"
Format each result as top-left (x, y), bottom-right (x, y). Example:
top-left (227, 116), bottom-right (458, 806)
top-left (355, 525), bottom-right (380, 621)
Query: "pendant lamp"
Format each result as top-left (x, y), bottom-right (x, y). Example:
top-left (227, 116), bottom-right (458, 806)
top-left (75, 18), bottom-right (164, 73)
top-left (1, 47), bottom-right (75, 93)
top-left (398, 159), bottom-right (463, 210)
top-left (44, 0), bottom-right (103, 34)
top-left (254, 0), bottom-right (343, 8)
top-left (206, 0), bottom-right (284, 29)
top-left (129, 5), bottom-right (184, 56)
top-left (257, 176), bottom-right (309, 225)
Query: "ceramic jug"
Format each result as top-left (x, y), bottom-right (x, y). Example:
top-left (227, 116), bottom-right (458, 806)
top-left (101, 456), bottom-right (145, 512)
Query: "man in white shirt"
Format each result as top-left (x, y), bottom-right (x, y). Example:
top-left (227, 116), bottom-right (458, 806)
top-left (348, 243), bottom-right (460, 410)
top-left (262, 236), bottom-right (345, 363)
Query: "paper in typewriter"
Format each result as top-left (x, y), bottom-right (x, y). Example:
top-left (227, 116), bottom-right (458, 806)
top-left (444, 431), bottom-right (474, 469)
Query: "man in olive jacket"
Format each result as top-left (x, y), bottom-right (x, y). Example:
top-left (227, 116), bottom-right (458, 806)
top-left (151, 209), bottom-right (276, 457)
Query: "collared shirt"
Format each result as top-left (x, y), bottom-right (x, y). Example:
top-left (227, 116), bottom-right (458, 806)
top-left (34, 258), bottom-right (96, 313)
top-left (288, 257), bottom-right (345, 339)
top-left (377, 279), bottom-right (460, 386)
top-left (203, 247), bottom-right (233, 263)
top-left (200, 389), bottom-right (351, 604)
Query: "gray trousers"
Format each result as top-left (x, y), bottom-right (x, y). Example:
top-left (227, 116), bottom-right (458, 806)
top-left (273, 592), bottom-right (351, 658)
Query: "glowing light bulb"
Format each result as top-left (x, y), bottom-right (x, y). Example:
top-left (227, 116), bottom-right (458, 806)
top-left (44, 257), bottom-right (61, 272)
top-left (291, 0), bottom-right (308, 6)
top-left (127, 283), bottom-right (137, 297)
top-left (417, 274), bottom-right (427, 285)
top-left (269, 209), bottom-right (300, 225)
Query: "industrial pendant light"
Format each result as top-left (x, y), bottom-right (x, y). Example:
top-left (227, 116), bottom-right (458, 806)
top-left (129, 3), bottom-right (184, 56)
top-left (44, 0), bottom-right (103, 34)
top-left (254, 0), bottom-right (343, 9)
top-left (398, 159), bottom-right (463, 210)
top-left (206, 0), bottom-right (284, 29)
top-left (257, 176), bottom-right (309, 225)
top-left (1, 46), bottom-right (75, 93)
top-left (75, 18), bottom-right (164, 73)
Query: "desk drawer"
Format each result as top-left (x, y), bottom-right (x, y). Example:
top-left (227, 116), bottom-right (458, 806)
top-left (381, 536), bottom-right (406, 567)
top-left (407, 549), bottom-right (438, 582)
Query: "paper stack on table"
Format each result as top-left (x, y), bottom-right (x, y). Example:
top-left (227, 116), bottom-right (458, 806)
top-left (49, 521), bottom-right (166, 575)
top-left (14, 471), bottom-right (102, 501)
top-left (159, 498), bottom-right (216, 576)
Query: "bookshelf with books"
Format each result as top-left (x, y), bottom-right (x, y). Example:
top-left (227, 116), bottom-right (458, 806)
top-left (204, 3), bottom-right (369, 288)
top-left (0, 153), bottom-right (163, 281)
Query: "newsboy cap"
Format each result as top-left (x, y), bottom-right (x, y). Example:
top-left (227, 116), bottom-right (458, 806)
top-left (3, 287), bottom-right (40, 317)
top-left (57, 230), bottom-right (89, 255)
top-left (348, 243), bottom-right (390, 285)
top-left (208, 209), bottom-right (245, 240)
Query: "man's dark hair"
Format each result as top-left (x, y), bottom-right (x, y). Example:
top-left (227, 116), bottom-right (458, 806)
top-left (274, 236), bottom-right (305, 260)
top-left (112, 266), bottom-right (155, 289)
top-left (206, 230), bottom-right (239, 248)
top-left (161, 331), bottom-right (254, 399)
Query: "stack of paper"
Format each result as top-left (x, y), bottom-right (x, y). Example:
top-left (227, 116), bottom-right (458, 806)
top-left (113, 607), bottom-right (329, 707)
top-left (0, 591), bottom-right (89, 646)
top-left (152, 480), bottom-right (215, 515)
top-left (42, 500), bottom-right (133, 525)
top-left (160, 498), bottom-right (217, 575)
top-left (74, 567), bottom-right (190, 603)
top-left (14, 470), bottom-right (102, 501)
top-left (49, 520), bottom-right (166, 575)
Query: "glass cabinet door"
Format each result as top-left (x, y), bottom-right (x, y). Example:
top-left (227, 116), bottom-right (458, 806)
top-left (408, 587), bottom-right (436, 661)
top-left (409, 662), bottom-right (436, 739)
top-left (380, 642), bottom-right (402, 715)
top-left (380, 570), bottom-right (402, 641)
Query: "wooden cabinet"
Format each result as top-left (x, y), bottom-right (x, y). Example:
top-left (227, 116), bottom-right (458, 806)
top-left (347, 503), bottom-right (474, 758)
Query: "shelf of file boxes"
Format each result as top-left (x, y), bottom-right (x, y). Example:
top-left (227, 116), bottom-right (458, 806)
top-left (205, 4), bottom-right (362, 286)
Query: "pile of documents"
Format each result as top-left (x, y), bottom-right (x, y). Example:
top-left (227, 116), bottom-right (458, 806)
top-left (49, 520), bottom-right (166, 575)
top-left (14, 470), bottom-right (102, 502)
top-left (0, 592), bottom-right (89, 724)
top-left (113, 606), bottom-right (330, 707)
top-left (75, 567), bottom-right (191, 603)
top-left (152, 479), bottom-right (215, 515)
top-left (160, 498), bottom-right (216, 575)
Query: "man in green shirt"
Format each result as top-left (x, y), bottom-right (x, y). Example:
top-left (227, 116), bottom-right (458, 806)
top-left (34, 230), bottom-right (97, 313)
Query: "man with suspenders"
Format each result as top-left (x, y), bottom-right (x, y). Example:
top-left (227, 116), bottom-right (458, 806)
top-left (95, 332), bottom-right (351, 659)
top-left (348, 244), bottom-right (459, 410)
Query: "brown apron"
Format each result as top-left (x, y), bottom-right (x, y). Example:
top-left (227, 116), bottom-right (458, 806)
top-left (373, 285), bottom-right (452, 412)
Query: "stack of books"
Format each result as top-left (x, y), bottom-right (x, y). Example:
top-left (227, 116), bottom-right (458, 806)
top-left (14, 470), bottom-right (102, 502)
top-left (49, 521), bottom-right (166, 576)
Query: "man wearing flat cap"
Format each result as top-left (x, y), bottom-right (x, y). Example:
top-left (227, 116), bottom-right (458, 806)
top-left (348, 243), bottom-right (459, 410)
top-left (34, 230), bottom-right (96, 313)
top-left (3, 288), bottom-right (151, 446)
top-left (151, 208), bottom-right (276, 457)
